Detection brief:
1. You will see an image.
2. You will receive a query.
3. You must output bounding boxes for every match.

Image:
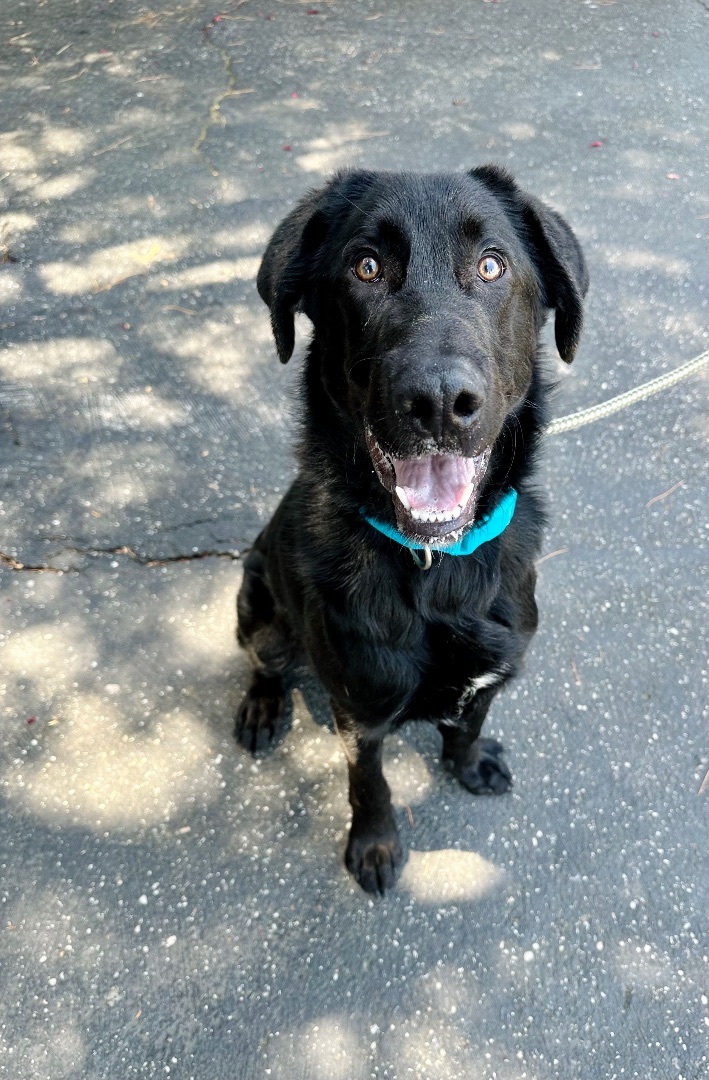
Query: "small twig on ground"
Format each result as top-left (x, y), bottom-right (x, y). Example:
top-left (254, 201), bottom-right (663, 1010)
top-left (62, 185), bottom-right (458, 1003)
top-left (535, 546), bottom-right (569, 567)
top-left (646, 479), bottom-right (685, 508)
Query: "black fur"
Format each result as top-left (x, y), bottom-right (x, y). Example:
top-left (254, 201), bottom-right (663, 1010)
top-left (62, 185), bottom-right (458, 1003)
top-left (236, 167), bottom-right (588, 894)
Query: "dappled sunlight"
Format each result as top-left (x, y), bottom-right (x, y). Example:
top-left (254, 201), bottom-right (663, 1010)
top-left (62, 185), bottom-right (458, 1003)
top-left (101, 390), bottom-right (192, 431)
top-left (263, 1016), bottom-right (366, 1080)
top-left (0, 131), bottom-right (39, 172)
top-left (286, 690), bottom-right (342, 780)
top-left (298, 1017), bottom-right (364, 1080)
top-left (0, 211), bottom-right (37, 237)
top-left (661, 311), bottom-right (707, 339)
top-left (385, 742), bottom-right (434, 807)
top-left (1, 121), bottom-right (93, 200)
top-left (212, 224), bottom-right (272, 251)
top-left (4, 697), bottom-right (221, 829)
top-left (168, 579), bottom-right (243, 670)
top-left (92, 466), bottom-right (153, 509)
top-left (630, 119), bottom-right (703, 148)
top-left (599, 246), bottom-right (691, 277)
top-left (39, 235), bottom-right (191, 295)
top-left (41, 126), bottom-right (89, 157)
top-left (501, 121), bottom-right (538, 141)
top-left (33, 168), bottom-right (96, 203)
top-left (296, 120), bottom-right (392, 174)
top-left (0, 268), bottom-right (23, 306)
top-left (167, 314), bottom-right (274, 398)
top-left (400, 849), bottom-right (506, 904)
top-left (1, 621), bottom-right (96, 699)
top-left (64, 441), bottom-right (180, 511)
top-left (386, 1009), bottom-right (540, 1080)
top-left (0, 1023), bottom-right (86, 1080)
top-left (151, 256), bottom-right (261, 290)
top-left (614, 938), bottom-right (682, 991)
top-left (0, 337), bottom-right (118, 379)
top-left (0, 4), bottom-right (705, 1076)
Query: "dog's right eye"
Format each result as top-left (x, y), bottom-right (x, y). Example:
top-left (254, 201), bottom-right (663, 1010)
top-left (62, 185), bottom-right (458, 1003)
top-left (353, 255), bottom-right (381, 282)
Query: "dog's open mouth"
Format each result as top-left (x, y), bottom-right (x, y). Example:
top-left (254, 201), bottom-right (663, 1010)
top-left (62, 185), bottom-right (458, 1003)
top-left (365, 427), bottom-right (491, 542)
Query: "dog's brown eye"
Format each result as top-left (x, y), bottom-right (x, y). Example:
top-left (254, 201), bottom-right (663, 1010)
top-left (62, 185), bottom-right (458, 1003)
top-left (354, 255), bottom-right (381, 282)
top-left (477, 254), bottom-right (505, 282)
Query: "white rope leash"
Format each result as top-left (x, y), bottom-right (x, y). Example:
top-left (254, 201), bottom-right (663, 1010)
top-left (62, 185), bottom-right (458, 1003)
top-left (546, 348), bottom-right (709, 436)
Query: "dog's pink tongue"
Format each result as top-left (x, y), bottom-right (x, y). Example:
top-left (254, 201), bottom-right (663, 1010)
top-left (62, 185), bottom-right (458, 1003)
top-left (393, 455), bottom-right (481, 512)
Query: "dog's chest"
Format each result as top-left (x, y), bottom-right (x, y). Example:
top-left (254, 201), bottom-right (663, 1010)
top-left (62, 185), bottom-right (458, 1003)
top-left (405, 617), bottom-right (507, 723)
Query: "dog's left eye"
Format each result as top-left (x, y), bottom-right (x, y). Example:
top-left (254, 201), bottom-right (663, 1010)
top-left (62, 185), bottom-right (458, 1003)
top-left (354, 255), bottom-right (381, 282)
top-left (477, 254), bottom-right (505, 282)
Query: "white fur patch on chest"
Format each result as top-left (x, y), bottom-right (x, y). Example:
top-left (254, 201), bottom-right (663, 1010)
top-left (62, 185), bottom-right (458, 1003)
top-left (437, 668), bottom-right (510, 728)
top-left (456, 669), bottom-right (506, 711)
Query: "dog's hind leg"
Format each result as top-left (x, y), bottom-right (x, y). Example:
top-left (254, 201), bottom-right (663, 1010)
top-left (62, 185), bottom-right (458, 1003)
top-left (235, 542), bottom-right (297, 754)
top-left (438, 685), bottom-right (513, 795)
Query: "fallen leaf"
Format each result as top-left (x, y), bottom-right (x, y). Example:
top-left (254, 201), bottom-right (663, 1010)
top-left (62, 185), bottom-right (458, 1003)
top-left (666, 172), bottom-right (680, 180)
top-left (589, 140), bottom-right (603, 148)
top-left (282, 144), bottom-right (292, 151)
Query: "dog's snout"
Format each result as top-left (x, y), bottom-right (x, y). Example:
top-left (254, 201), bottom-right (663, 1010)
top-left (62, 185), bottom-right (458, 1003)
top-left (397, 366), bottom-right (485, 441)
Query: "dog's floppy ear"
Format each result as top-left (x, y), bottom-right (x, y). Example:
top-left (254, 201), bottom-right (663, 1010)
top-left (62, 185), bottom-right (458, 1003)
top-left (471, 165), bottom-right (589, 363)
top-left (256, 186), bottom-right (331, 363)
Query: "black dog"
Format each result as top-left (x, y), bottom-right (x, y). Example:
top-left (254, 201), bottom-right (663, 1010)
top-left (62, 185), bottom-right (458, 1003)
top-left (235, 166), bottom-right (588, 893)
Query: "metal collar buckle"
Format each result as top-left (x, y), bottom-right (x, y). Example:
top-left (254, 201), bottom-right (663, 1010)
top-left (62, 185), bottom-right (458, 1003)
top-left (409, 545), bottom-right (433, 571)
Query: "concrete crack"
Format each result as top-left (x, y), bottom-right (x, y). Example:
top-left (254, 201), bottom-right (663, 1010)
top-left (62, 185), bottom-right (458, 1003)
top-left (1, 545), bottom-right (244, 573)
top-left (193, 19), bottom-right (255, 177)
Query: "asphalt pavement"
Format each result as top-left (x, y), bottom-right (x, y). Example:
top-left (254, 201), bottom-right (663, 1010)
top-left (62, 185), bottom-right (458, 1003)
top-left (1, 1), bottom-right (708, 1078)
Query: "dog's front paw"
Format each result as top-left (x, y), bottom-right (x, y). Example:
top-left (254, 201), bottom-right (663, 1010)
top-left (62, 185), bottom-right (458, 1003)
top-left (234, 674), bottom-right (284, 754)
top-left (345, 823), bottom-right (403, 895)
top-left (444, 737), bottom-right (512, 795)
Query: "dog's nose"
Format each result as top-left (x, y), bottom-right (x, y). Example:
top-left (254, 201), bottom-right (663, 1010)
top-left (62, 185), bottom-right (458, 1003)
top-left (397, 368), bottom-right (485, 441)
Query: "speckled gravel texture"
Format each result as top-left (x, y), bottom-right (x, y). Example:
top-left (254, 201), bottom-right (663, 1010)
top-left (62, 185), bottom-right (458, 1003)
top-left (1, 1), bottom-right (707, 1078)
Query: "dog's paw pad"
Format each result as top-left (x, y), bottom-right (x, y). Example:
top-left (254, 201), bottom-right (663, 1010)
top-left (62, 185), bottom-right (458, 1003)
top-left (446, 736), bottom-right (512, 796)
top-left (345, 831), bottom-right (403, 895)
top-left (234, 679), bottom-right (284, 755)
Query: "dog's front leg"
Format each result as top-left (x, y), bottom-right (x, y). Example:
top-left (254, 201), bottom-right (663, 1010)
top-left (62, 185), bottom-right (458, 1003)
top-left (332, 704), bottom-right (402, 895)
top-left (439, 684), bottom-right (513, 795)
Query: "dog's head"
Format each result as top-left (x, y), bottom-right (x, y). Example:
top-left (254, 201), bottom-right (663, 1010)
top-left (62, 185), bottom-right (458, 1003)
top-left (257, 166), bottom-right (588, 543)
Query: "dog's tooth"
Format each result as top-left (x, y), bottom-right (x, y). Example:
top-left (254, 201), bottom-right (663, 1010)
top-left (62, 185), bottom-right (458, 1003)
top-left (410, 508), bottom-right (422, 521)
top-left (458, 483), bottom-right (474, 508)
top-left (395, 485), bottom-right (411, 510)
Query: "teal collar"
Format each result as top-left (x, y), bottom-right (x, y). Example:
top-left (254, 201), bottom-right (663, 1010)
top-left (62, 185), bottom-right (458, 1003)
top-left (362, 488), bottom-right (517, 568)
